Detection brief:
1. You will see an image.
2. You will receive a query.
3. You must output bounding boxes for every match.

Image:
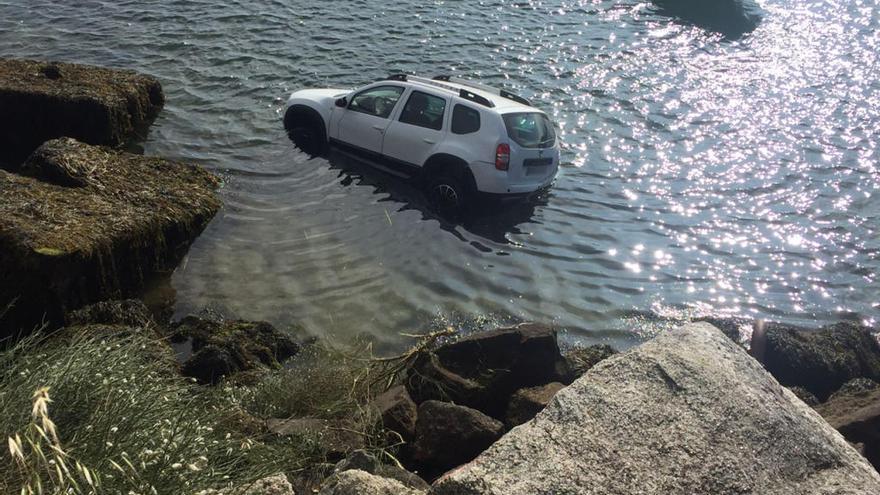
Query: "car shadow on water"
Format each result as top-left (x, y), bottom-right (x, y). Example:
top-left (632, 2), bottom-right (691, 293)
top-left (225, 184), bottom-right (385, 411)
top-left (314, 147), bottom-right (550, 247)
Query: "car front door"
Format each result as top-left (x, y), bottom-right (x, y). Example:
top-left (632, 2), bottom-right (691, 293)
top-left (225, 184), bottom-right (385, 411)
top-left (382, 90), bottom-right (449, 167)
top-left (335, 85), bottom-right (405, 156)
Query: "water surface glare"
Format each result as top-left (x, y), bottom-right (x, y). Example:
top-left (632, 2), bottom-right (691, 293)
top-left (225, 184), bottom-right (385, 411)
top-left (1, 0), bottom-right (878, 349)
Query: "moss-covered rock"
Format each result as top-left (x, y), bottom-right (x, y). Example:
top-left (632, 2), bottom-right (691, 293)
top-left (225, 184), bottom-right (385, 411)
top-left (0, 138), bottom-right (220, 338)
top-left (171, 316), bottom-right (300, 384)
top-left (0, 58), bottom-right (164, 167)
top-left (762, 321), bottom-right (880, 401)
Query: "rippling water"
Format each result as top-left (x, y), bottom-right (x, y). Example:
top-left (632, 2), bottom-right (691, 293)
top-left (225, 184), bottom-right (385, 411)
top-left (1, 0), bottom-right (877, 349)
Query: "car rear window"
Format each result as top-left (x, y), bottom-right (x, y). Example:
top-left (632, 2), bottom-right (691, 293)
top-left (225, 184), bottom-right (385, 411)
top-left (503, 112), bottom-right (556, 148)
top-left (451, 104), bottom-right (481, 134)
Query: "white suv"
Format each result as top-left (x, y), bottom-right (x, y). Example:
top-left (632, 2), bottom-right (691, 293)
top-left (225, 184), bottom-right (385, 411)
top-left (283, 75), bottom-right (559, 211)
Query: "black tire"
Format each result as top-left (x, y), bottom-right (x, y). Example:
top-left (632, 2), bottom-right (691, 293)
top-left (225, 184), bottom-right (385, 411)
top-left (426, 173), bottom-right (469, 218)
top-left (284, 107), bottom-right (326, 156)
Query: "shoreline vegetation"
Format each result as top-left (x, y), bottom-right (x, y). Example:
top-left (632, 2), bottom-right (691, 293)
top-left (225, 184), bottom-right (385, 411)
top-left (1, 57), bottom-right (879, 494)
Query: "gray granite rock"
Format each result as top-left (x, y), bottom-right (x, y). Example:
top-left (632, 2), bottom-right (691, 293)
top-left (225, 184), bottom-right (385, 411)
top-left (433, 322), bottom-right (880, 495)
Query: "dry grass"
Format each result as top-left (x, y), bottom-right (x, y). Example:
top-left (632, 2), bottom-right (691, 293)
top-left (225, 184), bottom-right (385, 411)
top-left (0, 332), bottom-right (303, 495)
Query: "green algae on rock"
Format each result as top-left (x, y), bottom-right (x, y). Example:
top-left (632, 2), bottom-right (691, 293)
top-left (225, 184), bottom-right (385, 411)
top-left (0, 138), bottom-right (220, 339)
top-left (0, 58), bottom-right (164, 168)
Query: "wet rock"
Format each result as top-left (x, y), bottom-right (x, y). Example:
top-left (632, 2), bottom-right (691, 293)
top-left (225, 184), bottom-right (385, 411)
top-left (0, 138), bottom-right (219, 339)
top-left (652, 0), bottom-right (763, 39)
top-left (693, 316), bottom-right (751, 344)
top-left (787, 386), bottom-right (820, 407)
top-left (173, 317), bottom-right (300, 384)
top-left (267, 418), bottom-right (364, 459)
top-left (334, 450), bottom-right (381, 475)
top-left (563, 344), bottom-right (617, 381)
top-left (66, 299), bottom-right (155, 328)
top-left (505, 382), bottom-right (565, 428)
top-left (816, 385), bottom-right (880, 471)
top-left (0, 58), bottom-right (164, 167)
top-left (829, 378), bottom-right (879, 402)
top-left (318, 469), bottom-right (425, 495)
top-left (433, 323), bottom-right (880, 494)
top-left (762, 321), bottom-right (880, 401)
top-left (371, 385), bottom-right (418, 441)
top-left (405, 323), bottom-right (569, 418)
top-left (412, 400), bottom-right (504, 478)
top-left (334, 450), bottom-right (429, 491)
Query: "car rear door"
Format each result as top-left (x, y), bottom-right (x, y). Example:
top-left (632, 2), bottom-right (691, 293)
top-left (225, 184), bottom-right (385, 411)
top-left (336, 85), bottom-right (405, 156)
top-left (382, 89), bottom-right (449, 167)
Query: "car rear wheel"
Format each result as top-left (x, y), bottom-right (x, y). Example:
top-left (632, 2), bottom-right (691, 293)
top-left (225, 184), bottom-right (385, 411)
top-left (284, 108), bottom-right (326, 156)
top-left (426, 174), bottom-right (469, 218)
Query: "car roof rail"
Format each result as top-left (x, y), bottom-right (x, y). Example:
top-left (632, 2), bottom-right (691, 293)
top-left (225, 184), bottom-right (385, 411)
top-left (459, 89), bottom-right (494, 108)
top-left (434, 75), bottom-right (532, 107)
top-left (384, 74), bottom-right (408, 82)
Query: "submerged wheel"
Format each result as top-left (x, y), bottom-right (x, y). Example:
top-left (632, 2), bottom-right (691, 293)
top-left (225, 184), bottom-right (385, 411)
top-left (284, 107), bottom-right (326, 156)
top-left (426, 173), bottom-right (469, 218)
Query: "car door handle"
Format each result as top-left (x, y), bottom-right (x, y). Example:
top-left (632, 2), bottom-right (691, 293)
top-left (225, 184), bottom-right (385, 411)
top-left (372, 125), bottom-right (385, 133)
top-left (423, 138), bottom-right (436, 144)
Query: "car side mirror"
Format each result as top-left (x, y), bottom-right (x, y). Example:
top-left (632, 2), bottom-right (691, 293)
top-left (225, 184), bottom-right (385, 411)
top-left (335, 97), bottom-right (347, 108)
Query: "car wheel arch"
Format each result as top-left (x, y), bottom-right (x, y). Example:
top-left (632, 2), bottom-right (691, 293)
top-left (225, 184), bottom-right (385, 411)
top-left (284, 104), bottom-right (328, 139)
top-left (422, 153), bottom-right (477, 192)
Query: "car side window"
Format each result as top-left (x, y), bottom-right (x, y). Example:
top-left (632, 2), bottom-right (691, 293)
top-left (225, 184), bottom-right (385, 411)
top-left (348, 85), bottom-right (404, 119)
top-left (399, 91), bottom-right (447, 131)
top-left (451, 104), bottom-right (481, 134)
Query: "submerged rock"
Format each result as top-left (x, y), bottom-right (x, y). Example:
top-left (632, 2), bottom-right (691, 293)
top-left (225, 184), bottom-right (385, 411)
top-left (173, 316), bottom-right (300, 384)
top-left (762, 321), bottom-right (880, 401)
top-left (433, 322), bottom-right (880, 494)
top-left (652, 0), bottom-right (763, 39)
top-left (405, 323), bottom-right (569, 419)
top-left (0, 138), bottom-right (220, 338)
top-left (0, 58), bottom-right (164, 167)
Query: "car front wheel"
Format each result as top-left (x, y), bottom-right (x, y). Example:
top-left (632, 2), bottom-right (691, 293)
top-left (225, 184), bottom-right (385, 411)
top-left (284, 108), bottom-right (326, 157)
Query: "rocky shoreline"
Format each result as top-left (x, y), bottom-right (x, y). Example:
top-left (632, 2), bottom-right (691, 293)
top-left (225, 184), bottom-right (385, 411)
top-left (1, 58), bottom-right (879, 494)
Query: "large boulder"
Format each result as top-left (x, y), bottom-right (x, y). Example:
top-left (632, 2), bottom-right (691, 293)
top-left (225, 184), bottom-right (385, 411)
top-left (816, 384), bottom-right (880, 471)
top-left (318, 470), bottom-right (425, 495)
top-left (0, 58), bottom-right (164, 167)
top-left (405, 323), bottom-right (569, 418)
top-left (761, 321), bottom-right (880, 401)
top-left (433, 323), bottom-right (880, 494)
top-left (0, 138), bottom-right (220, 338)
top-left (173, 316), bottom-right (300, 384)
top-left (412, 400), bottom-right (504, 479)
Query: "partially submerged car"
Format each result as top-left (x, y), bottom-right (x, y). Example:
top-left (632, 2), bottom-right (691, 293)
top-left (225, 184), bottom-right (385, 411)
top-left (283, 75), bottom-right (559, 211)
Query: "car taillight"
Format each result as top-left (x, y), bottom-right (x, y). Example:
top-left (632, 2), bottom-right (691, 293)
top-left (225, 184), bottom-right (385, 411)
top-left (495, 143), bottom-right (510, 171)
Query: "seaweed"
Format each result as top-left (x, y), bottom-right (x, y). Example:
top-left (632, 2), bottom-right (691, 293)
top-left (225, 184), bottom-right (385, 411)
top-left (0, 138), bottom-right (220, 339)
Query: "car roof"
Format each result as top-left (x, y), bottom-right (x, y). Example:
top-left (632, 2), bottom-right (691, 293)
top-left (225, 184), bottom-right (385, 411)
top-left (381, 75), bottom-right (540, 114)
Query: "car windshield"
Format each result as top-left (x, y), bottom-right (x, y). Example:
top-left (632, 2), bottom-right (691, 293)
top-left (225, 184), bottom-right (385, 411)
top-left (503, 112), bottom-right (556, 148)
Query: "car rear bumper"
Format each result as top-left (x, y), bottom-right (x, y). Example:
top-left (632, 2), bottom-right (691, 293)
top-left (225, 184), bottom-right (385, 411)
top-left (470, 161), bottom-right (558, 195)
